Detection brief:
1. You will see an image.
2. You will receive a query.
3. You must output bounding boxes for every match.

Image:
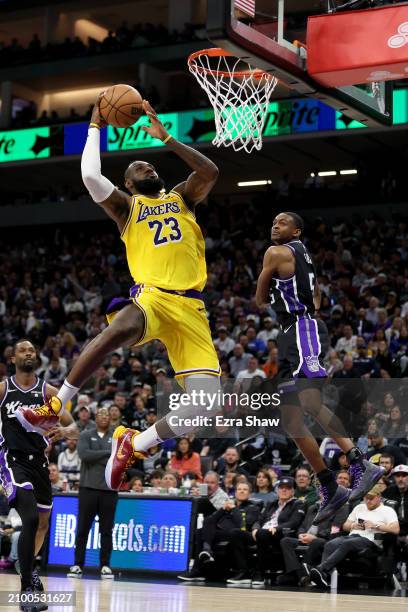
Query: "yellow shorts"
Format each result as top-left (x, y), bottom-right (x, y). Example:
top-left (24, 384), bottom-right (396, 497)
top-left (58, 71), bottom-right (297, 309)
top-left (106, 285), bottom-right (220, 381)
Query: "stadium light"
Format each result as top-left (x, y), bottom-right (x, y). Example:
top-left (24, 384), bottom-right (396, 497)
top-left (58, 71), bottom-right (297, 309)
top-left (340, 169), bottom-right (358, 175)
top-left (237, 180), bottom-right (272, 187)
top-left (317, 171), bottom-right (337, 177)
top-left (75, 19), bottom-right (108, 43)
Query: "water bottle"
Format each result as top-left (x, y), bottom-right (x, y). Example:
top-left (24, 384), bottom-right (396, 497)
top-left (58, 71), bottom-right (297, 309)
top-left (197, 513), bottom-right (204, 529)
top-left (183, 475), bottom-right (192, 491)
top-left (330, 568), bottom-right (338, 591)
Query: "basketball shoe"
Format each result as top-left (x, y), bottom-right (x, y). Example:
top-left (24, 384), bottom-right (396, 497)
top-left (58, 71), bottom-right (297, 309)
top-left (349, 459), bottom-right (385, 503)
top-left (105, 426), bottom-right (146, 490)
top-left (313, 484), bottom-right (350, 525)
top-left (16, 396), bottom-right (61, 435)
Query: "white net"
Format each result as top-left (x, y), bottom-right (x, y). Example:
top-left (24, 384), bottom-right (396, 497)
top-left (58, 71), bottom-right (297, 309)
top-left (188, 49), bottom-right (278, 154)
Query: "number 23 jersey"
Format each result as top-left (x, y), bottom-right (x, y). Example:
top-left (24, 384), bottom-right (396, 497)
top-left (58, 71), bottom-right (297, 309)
top-left (121, 190), bottom-right (207, 292)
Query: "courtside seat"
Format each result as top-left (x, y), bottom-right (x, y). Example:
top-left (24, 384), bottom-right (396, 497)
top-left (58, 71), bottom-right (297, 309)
top-left (206, 536), bottom-right (288, 581)
top-left (333, 534), bottom-right (400, 590)
top-left (200, 455), bottom-right (214, 476)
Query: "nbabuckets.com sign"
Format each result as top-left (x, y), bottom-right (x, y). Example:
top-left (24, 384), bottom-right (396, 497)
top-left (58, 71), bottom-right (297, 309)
top-left (48, 495), bottom-right (193, 572)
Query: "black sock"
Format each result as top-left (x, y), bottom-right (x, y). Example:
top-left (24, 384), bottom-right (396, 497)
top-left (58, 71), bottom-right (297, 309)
top-left (12, 489), bottom-right (38, 591)
top-left (346, 446), bottom-right (364, 465)
top-left (316, 468), bottom-right (337, 495)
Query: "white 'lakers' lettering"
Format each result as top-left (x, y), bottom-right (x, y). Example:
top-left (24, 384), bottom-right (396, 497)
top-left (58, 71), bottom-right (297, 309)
top-left (136, 201), bottom-right (181, 223)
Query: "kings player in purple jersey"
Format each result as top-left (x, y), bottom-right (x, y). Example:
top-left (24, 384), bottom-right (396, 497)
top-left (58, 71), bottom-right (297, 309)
top-left (0, 340), bottom-right (78, 612)
top-left (256, 212), bottom-right (384, 523)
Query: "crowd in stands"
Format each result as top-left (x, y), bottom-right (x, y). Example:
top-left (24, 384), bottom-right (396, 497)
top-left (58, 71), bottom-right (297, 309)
top-left (5, 19), bottom-right (207, 128)
top-left (11, 81), bottom-right (185, 129)
top-left (0, 206), bottom-right (408, 583)
top-left (0, 21), bottom-right (202, 69)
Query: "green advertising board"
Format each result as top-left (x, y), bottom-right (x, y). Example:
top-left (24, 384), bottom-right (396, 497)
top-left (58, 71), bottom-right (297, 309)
top-left (107, 109), bottom-right (216, 151)
top-left (0, 127), bottom-right (50, 162)
top-left (0, 87), bottom-right (407, 163)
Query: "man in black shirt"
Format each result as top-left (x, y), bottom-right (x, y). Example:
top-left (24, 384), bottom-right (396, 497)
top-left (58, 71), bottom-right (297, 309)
top-left (277, 471), bottom-right (350, 586)
top-left (367, 433), bottom-right (407, 467)
top-left (247, 477), bottom-right (305, 585)
top-left (178, 482), bottom-right (259, 582)
top-left (383, 464), bottom-right (408, 538)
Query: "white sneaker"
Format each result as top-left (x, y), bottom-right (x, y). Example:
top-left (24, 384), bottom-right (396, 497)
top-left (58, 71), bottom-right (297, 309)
top-left (100, 566), bottom-right (114, 579)
top-left (67, 565), bottom-right (82, 578)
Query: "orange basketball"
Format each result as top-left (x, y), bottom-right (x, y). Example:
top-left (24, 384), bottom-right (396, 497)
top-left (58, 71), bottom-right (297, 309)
top-left (99, 84), bottom-right (143, 128)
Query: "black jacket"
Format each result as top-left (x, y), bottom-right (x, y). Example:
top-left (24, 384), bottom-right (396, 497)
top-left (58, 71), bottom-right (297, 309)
top-left (253, 497), bottom-right (305, 535)
top-left (211, 500), bottom-right (260, 532)
top-left (366, 444), bottom-right (407, 467)
top-left (383, 485), bottom-right (408, 535)
top-left (77, 427), bottom-right (115, 491)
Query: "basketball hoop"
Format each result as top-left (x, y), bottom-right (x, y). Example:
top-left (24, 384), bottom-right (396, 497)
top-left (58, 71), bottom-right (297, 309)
top-left (188, 48), bottom-right (278, 153)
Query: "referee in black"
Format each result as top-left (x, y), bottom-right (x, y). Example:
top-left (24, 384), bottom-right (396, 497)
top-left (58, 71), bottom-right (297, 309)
top-left (67, 406), bottom-right (117, 579)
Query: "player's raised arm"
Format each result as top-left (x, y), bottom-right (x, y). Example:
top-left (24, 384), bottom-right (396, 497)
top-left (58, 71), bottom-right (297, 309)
top-left (141, 100), bottom-right (219, 209)
top-left (81, 94), bottom-right (131, 232)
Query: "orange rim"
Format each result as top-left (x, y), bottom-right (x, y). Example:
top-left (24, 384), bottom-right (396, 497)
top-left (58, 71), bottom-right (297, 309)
top-left (188, 47), bottom-right (273, 80)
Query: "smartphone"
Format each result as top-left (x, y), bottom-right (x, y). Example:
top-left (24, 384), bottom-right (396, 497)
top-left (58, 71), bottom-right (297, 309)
top-left (358, 518), bottom-right (365, 529)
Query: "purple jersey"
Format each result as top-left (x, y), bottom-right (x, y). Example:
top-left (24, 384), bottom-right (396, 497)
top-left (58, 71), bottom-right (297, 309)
top-left (269, 240), bottom-right (316, 329)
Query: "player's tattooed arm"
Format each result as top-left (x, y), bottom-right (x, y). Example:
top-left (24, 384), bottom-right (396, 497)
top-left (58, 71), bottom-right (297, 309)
top-left (141, 100), bottom-right (219, 209)
top-left (45, 384), bottom-right (79, 441)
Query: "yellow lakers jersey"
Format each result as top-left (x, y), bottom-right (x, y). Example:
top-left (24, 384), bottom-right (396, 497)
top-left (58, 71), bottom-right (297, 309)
top-left (121, 190), bottom-right (207, 291)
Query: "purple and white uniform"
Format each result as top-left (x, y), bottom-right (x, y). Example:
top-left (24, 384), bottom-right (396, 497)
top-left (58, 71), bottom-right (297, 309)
top-left (270, 240), bottom-right (328, 383)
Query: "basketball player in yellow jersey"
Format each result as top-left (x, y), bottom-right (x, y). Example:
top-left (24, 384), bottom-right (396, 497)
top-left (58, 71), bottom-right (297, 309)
top-left (23, 94), bottom-right (222, 490)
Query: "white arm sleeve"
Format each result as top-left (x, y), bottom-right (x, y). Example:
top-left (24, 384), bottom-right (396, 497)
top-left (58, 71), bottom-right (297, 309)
top-left (81, 128), bottom-right (115, 203)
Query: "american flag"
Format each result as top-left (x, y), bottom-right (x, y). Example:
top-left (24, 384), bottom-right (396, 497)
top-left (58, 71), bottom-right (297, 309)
top-left (235, 0), bottom-right (256, 18)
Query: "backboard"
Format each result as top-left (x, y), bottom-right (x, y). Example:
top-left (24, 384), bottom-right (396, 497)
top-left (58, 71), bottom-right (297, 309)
top-left (206, 0), bottom-right (393, 127)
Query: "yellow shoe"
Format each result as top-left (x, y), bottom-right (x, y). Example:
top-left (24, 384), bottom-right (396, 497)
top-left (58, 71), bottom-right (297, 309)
top-left (105, 426), bottom-right (147, 490)
top-left (15, 396), bottom-right (61, 435)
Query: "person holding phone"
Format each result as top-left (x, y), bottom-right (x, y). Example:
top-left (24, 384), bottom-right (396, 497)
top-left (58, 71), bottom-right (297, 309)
top-left (310, 484), bottom-right (400, 588)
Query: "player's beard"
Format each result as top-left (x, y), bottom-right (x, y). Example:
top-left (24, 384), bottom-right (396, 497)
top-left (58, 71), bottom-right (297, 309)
top-left (18, 359), bottom-right (36, 373)
top-left (132, 177), bottom-right (165, 196)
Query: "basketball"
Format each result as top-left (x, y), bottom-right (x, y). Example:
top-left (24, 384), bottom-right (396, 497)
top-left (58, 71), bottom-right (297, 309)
top-left (99, 84), bottom-right (144, 128)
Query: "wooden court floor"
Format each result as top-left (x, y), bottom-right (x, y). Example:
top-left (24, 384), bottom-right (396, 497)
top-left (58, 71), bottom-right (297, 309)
top-left (0, 573), bottom-right (406, 612)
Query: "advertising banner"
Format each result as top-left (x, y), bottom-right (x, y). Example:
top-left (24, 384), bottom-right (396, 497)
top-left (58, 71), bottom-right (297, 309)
top-left (48, 494), bottom-right (193, 572)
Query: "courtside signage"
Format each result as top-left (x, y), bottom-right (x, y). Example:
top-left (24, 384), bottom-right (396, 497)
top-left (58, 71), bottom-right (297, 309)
top-left (48, 495), bottom-right (193, 572)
